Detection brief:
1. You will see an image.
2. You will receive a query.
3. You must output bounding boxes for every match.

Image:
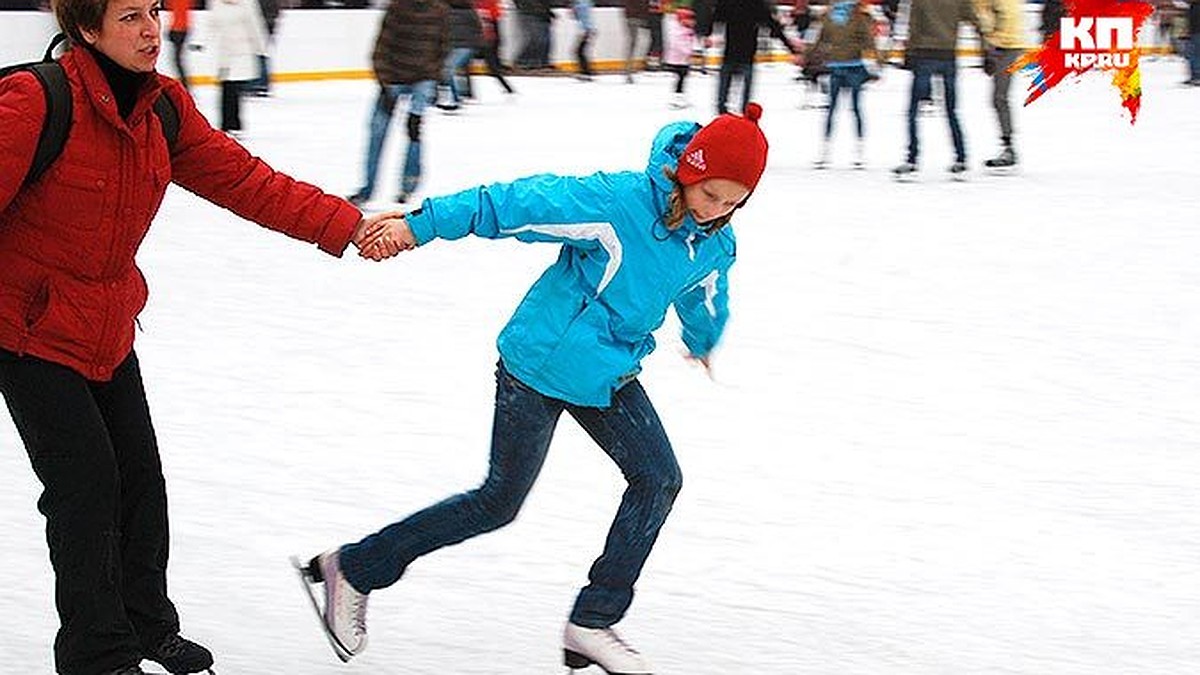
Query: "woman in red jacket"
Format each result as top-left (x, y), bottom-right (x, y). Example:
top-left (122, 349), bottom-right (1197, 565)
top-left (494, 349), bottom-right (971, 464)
top-left (0, 1), bottom-right (404, 673)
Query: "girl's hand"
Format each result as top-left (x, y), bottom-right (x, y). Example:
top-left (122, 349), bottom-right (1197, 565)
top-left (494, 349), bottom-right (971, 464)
top-left (684, 352), bottom-right (715, 379)
top-left (357, 215), bottom-right (417, 261)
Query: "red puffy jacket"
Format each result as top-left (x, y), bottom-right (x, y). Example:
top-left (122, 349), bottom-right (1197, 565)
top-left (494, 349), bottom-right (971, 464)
top-left (0, 47), bottom-right (361, 381)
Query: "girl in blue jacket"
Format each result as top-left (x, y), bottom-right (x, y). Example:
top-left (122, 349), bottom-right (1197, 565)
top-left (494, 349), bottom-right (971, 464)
top-left (297, 104), bottom-right (770, 675)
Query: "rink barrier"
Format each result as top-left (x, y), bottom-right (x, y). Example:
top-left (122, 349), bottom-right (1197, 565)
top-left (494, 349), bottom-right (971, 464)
top-left (0, 7), bottom-right (1181, 87)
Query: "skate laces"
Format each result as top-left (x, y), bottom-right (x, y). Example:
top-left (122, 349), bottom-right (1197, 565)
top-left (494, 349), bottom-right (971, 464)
top-left (601, 628), bottom-right (640, 655)
top-left (334, 575), bottom-right (369, 638)
top-left (154, 634), bottom-right (188, 658)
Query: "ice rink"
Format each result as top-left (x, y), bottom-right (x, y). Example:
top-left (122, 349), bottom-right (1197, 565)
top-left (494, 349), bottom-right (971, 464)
top-left (1, 59), bottom-right (1198, 674)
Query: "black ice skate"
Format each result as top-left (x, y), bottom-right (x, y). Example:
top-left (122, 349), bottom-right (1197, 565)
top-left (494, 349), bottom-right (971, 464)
top-left (142, 633), bottom-right (214, 674)
top-left (892, 161), bottom-right (918, 181)
top-left (948, 161), bottom-right (968, 181)
top-left (984, 145), bottom-right (1018, 173)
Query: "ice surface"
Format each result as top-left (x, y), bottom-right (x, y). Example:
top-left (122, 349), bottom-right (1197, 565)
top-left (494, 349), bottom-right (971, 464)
top-left (1, 60), bottom-right (1198, 674)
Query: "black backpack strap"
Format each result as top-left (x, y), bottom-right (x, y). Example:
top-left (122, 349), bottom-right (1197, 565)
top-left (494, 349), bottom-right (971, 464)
top-left (41, 33), bottom-right (67, 62)
top-left (23, 61), bottom-right (72, 188)
top-left (152, 90), bottom-right (180, 155)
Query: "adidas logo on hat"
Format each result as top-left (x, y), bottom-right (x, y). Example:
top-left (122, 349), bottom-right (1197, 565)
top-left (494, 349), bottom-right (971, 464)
top-left (684, 148), bottom-right (707, 172)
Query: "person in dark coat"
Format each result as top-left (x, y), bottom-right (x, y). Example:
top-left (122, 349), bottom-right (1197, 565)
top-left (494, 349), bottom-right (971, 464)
top-left (624, 0), bottom-right (651, 80)
top-left (1187, 0), bottom-right (1200, 84)
top-left (438, 0), bottom-right (483, 110)
top-left (348, 0), bottom-right (451, 205)
top-left (698, 0), bottom-right (800, 113)
top-left (515, 0), bottom-right (554, 70)
top-left (1039, 0), bottom-right (1064, 41)
top-left (0, 1), bottom-right (404, 673)
top-left (891, 0), bottom-right (982, 179)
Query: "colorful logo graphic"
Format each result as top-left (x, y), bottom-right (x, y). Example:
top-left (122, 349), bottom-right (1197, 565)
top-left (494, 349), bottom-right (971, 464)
top-left (1011, 0), bottom-right (1156, 123)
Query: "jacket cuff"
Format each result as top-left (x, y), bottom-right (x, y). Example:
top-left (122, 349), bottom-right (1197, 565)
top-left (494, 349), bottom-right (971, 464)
top-left (407, 203), bottom-right (437, 246)
top-left (317, 201), bottom-right (363, 257)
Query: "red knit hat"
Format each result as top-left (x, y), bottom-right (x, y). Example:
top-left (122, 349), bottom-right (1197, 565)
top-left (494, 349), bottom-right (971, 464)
top-left (675, 103), bottom-right (769, 192)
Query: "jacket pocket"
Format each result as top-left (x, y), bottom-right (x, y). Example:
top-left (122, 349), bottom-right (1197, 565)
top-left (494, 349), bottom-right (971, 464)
top-left (26, 279), bottom-right (96, 360)
top-left (47, 162), bottom-right (111, 231)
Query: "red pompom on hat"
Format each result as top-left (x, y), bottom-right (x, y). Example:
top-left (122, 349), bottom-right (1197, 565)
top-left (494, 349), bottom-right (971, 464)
top-left (675, 102), bottom-right (769, 192)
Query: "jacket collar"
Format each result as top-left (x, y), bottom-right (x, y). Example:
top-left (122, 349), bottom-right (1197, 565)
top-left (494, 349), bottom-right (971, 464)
top-left (63, 47), bottom-right (164, 134)
top-left (645, 121), bottom-right (714, 241)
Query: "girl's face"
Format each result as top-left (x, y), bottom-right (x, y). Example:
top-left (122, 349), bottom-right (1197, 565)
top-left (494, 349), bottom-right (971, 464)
top-left (81, 0), bottom-right (162, 72)
top-left (682, 178), bottom-right (750, 225)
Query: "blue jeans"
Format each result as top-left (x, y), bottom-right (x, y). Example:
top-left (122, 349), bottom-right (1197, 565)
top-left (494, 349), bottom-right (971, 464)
top-left (906, 58), bottom-right (966, 163)
top-left (339, 361), bottom-right (683, 628)
top-left (443, 47), bottom-right (475, 104)
top-left (1190, 34), bottom-right (1199, 82)
top-left (356, 81), bottom-right (435, 200)
top-left (248, 53), bottom-right (270, 94)
top-left (716, 60), bottom-right (754, 114)
top-left (826, 64), bottom-right (869, 139)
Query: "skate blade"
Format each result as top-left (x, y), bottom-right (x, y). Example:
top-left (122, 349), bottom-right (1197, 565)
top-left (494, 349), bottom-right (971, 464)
top-left (290, 555), bottom-right (355, 663)
top-left (563, 649), bottom-right (593, 670)
top-left (984, 166), bottom-right (1020, 176)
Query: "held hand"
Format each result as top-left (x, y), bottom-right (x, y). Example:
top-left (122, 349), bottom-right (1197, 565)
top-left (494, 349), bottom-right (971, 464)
top-left (683, 352), bottom-right (715, 380)
top-left (351, 211), bottom-right (400, 251)
top-left (357, 215), bottom-right (417, 261)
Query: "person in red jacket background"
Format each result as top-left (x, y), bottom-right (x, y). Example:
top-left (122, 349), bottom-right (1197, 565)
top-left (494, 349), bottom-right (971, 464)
top-left (166, 0), bottom-right (191, 92)
top-left (0, 1), bottom-right (406, 673)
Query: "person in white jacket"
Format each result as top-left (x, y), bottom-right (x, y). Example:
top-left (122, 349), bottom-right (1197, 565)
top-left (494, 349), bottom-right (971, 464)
top-left (211, 0), bottom-right (269, 134)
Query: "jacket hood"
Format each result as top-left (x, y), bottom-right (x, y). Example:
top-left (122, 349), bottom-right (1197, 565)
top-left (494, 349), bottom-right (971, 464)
top-left (646, 120), bottom-right (701, 193)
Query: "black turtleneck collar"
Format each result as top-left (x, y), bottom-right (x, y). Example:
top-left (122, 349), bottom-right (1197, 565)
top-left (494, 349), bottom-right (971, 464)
top-left (83, 44), bottom-right (151, 119)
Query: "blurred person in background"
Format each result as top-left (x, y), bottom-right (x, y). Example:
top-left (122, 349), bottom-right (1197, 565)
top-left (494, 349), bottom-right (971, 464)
top-left (624, 0), bottom-right (650, 82)
top-left (692, 0), bottom-right (714, 73)
top-left (166, 0), bottom-right (191, 92)
top-left (573, 0), bottom-right (596, 80)
top-left (663, 0), bottom-right (697, 107)
top-left (891, 0), bottom-right (982, 179)
top-left (297, 104), bottom-right (771, 675)
top-left (0, 1), bottom-right (403, 673)
top-left (647, 0), bottom-right (664, 69)
top-left (473, 0), bottom-right (516, 93)
top-left (211, 0), bottom-right (269, 135)
top-left (437, 0), bottom-right (482, 111)
top-left (514, 0), bottom-right (553, 71)
top-left (1187, 0), bottom-right (1199, 84)
top-left (811, 0), bottom-right (878, 169)
top-left (248, 0), bottom-right (280, 96)
top-left (698, 0), bottom-right (801, 114)
top-left (976, 0), bottom-right (1021, 169)
top-left (1039, 0), bottom-right (1064, 41)
top-left (347, 0), bottom-right (449, 206)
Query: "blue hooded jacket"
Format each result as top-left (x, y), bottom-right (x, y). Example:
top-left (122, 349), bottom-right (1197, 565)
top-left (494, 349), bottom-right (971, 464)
top-left (405, 121), bottom-right (737, 407)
